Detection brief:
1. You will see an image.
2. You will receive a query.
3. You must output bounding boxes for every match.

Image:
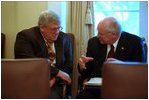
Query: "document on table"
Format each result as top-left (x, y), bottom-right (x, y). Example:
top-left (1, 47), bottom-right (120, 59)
top-left (84, 77), bottom-right (102, 86)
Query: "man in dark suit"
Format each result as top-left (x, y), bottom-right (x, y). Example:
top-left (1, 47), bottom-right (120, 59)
top-left (77, 17), bottom-right (145, 98)
top-left (14, 10), bottom-right (73, 98)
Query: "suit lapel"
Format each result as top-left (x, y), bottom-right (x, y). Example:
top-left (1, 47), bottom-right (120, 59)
top-left (34, 26), bottom-right (49, 57)
top-left (54, 33), bottom-right (63, 64)
top-left (114, 32), bottom-right (126, 58)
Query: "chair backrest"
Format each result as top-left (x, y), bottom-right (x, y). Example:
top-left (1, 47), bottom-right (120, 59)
top-left (142, 37), bottom-right (148, 62)
top-left (1, 33), bottom-right (5, 58)
top-left (67, 33), bottom-right (77, 98)
top-left (101, 61), bottom-right (148, 99)
top-left (1, 58), bottom-right (51, 99)
top-left (60, 33), bottom-right (75, 98)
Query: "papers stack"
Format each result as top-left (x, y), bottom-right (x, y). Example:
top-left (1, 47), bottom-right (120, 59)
top-left (84, 77), bottom-right (102, 86)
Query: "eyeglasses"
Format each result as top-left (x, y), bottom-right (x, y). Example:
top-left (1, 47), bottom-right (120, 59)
top-left (49, 26), bottom-right (63, 32)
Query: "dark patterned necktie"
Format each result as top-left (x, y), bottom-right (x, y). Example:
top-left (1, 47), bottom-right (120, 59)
top-left (47, 42), bottom-right (55, 62)
top-left (107, 45), bottom-right (115, 58)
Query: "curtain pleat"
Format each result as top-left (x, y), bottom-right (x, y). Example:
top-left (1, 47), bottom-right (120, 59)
top-left (66, 1), bottom-right (94, 98)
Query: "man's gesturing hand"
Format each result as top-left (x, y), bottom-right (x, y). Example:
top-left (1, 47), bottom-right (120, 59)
top-left (56, 70), bottom-right (71, 84)
top-left (79, 55), bottom-right (94, 70)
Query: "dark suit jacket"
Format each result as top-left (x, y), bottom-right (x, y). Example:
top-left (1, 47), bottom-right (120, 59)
top-left (15, 26), bottom-right (73, 77)
top-left (79, 31), bottom-right (145, 81)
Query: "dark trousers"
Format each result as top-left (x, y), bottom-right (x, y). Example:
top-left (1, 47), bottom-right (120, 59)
top-left (51, 83), bottom-right (72, 99)
top-left (76, 87), bottom-right (101, 99)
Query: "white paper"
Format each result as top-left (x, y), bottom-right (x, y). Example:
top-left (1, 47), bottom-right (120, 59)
top-left (84, 77), bottom-right (102, 86)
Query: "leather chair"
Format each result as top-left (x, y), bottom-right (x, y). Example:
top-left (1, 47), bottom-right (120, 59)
top-left (1, 33), bottom-right (5, 58)
top-left (101, 61), bottom-right (148, 99)
top-left (1, 58), bottom-right (51, 99)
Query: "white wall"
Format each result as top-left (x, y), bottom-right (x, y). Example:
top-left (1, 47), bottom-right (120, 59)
top-left (1, 1), bottom-right (47, 58)
top-left (2, 2), bottom-right (16, 58)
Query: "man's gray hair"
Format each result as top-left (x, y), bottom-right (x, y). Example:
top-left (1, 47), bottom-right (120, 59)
top-left (103, 17), bottom-right (122, 35)
top-left (38, 10), bottom-right (61, 26)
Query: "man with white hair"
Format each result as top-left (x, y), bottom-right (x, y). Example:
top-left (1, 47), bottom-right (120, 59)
top-left (77, 17), bottom-right (145, 98)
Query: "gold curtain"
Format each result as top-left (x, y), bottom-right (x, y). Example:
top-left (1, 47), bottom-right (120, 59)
top-left (66, 1), bottom-right (94, 98)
